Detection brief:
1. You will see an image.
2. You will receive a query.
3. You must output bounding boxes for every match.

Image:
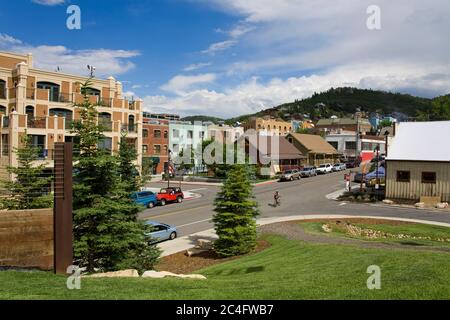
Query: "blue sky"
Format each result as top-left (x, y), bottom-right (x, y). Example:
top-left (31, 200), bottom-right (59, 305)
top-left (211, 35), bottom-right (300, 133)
top-left (1, 0), bottom-right (449, 118)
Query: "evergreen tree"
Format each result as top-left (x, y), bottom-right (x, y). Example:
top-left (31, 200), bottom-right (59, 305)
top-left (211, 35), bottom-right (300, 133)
top-left (213, 165), bottom-right (259, 257)
top-left (72, 78), bottom-right (160, 273)
top-left (0, 133), bottom-right (53, 210)
top-left (118, 133), bottom-right (140, 194)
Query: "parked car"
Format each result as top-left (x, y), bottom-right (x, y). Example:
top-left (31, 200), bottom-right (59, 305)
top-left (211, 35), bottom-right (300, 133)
top-left (332, 163), bottom-right (347, 172)
top-left (316, 163), bottom-right (333, 174)
top-left (157, 187), bottom-right (184, 206)
top-left (345, 160), bottom-right (359, 168)
top-left (364, 167), bottom-right (386, 182)
top-left (279, 169), bottom-right (301, 181)
top-left (300, 166), bottom-right (317, 177)
top-left (145, 221), bottom-right (177, 243)
top-left (131, 191), bottom-right (158, 208)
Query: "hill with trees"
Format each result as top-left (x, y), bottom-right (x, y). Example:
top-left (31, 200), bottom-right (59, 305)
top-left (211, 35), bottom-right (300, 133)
top-left (225, 87), bottom-right (449, 124)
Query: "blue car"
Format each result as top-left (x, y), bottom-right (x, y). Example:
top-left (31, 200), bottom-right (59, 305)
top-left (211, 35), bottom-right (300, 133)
top-left (364, 167), bottom-right (386, 182)
top-left (145, 221), bottom-right (178, 242)
top-left (131, 191), bottom-right (158, 208)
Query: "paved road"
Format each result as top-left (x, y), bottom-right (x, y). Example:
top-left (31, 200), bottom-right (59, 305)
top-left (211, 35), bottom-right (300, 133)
top-left (139, 171), bottom-right (450, 238)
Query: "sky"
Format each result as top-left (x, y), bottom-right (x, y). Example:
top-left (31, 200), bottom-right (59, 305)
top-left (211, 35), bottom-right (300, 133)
top-left (0, 0), bottom-right (449, 118)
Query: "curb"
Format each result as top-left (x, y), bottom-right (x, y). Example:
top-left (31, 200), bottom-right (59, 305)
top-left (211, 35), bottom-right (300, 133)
top-left (158, 214), bottom-right (450, 257)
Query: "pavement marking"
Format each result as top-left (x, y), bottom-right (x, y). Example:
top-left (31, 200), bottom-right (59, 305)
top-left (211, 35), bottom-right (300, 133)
top-left (186, 188), bottom-right (208, 192)
top-left (142, 204), bottom-right (212, 220)
top-left (177, 218), bottom-right (212, 228)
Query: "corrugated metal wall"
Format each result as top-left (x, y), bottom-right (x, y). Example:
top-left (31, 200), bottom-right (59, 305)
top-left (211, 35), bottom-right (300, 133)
top-left (386, 161), bottom-right (450, 202)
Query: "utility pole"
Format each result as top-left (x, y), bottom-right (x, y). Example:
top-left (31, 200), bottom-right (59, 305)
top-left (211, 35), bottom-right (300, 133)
top-left (167, 149), bottom-right (172, 188)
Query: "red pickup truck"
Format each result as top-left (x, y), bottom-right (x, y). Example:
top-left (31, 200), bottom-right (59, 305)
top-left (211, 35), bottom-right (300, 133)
top-left (157, 187), bottom-right (184, 206)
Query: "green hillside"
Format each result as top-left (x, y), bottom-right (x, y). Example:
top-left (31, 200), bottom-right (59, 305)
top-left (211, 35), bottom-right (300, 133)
top-left (226, 87), bottom-right (447, 124)
top-left (181, 115), bottom-right (224, 124)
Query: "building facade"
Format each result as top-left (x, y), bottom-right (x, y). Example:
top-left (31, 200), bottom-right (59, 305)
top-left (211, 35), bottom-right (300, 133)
top-left (142, 119), bottom-right (169, 174)
top-left (243, 116), bottom-right (293, 136)
top-left (326, 132), bottom-right (386, 161)
top-left (0, 51), bottom-right (142, 178)
top-left (286, 133), bottom-right (340, 166)
top-left (168, 121), bottom-right (209, 168)
top-left (207, 124), bottom-right (244, 144)
top-left (315, 118), bottom-right (372, 135)
top-left (385, 121), bottom-right (450, 202)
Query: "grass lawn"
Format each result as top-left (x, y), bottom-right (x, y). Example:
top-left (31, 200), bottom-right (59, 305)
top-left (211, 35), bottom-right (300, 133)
top-left (1, 234), bottom-right (450, 300)
top-left (300, 220), bottom-right (450, 248)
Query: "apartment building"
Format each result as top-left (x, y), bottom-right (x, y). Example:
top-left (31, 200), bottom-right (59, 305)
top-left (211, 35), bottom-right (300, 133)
top-left (207, 123), bottom-right (244, 144)
top-left (142, 119), bottom-right (169, 174)
top-left (243, 116), bottom-right (293, 136)
top-left (169, 121), bottom-right (208, 168)
top-left (0, 51), bottom-right (142, 178)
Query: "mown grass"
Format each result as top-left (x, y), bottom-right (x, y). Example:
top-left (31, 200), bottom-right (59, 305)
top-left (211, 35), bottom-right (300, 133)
top-left (1, 234), bottom-right (449, 300)
top-left (300, 221), bottom-right (450, 248)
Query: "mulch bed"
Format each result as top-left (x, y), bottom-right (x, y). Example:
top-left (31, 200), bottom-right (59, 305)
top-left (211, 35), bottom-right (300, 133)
top-left (155, 239), bottom-right (271, 274)
top-left (297, 218), bottom-right (412, 226)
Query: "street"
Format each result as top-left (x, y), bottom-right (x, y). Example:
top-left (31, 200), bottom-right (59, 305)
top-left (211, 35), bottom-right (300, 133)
top-left (139, 171), bottom-right (450, 237)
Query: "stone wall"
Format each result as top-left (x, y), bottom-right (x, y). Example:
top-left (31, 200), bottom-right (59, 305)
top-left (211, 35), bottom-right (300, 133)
top-left (0, 208), bottom-right (53, 270)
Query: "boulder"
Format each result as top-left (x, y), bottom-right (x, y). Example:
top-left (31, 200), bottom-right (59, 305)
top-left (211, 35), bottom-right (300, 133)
top-left (196, 239), bottom-right (213, 249)
top-left (436, 202), bottom-right (449, 209)
top-left (84, 269), bottom-right (139, 278)
top-left (142, 270), bottom-right (206, 280)
top-left (415, 202), bottom-right (425, 208)
top-left (185, 247), bottom-right (207, 257)
top-left (382, 199), bottom-right (394, 205)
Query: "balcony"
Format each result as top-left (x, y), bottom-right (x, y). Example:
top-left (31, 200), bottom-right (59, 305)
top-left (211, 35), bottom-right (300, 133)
top-left (122, 123), bottom-right (137, 133)
top-left (27, 117), bottom-right (47, 129)
top-left (99, 121), bottom-right (113, 132)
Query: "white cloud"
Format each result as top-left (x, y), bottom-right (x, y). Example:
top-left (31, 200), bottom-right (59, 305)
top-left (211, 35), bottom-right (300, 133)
top-left (143, 62), bottom-right (450, 118)
top-left (0, 33), bottom-right (139, 77)
top-left (160, 73), bottom-right (217, 94)
top-left (183, 62), bottom-right (212, 72)
top-left (32, 0), bottom-right (65, 6)
top-left (202, 40), bottom-right (237, 55)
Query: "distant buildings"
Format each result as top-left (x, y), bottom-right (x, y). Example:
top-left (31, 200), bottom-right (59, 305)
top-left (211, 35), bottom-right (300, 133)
top-left (315, 117), bottom-right (372, 134)
top-left (207, 123), bottom-right (243, 144)
top-left (243, 116), bottom-right (293, 136)
top-left (385, 121), bottom-right (450, 202)
top-left (286, 133), bottom-right (340, 166)
top-left (142, 119), bottom-right (169, 174)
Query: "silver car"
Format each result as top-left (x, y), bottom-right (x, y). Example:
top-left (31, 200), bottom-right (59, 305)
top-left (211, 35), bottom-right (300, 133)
top-left (300, 166), bottom-right (317, 177)
top-left (279, 169), bottom-right (301, 181)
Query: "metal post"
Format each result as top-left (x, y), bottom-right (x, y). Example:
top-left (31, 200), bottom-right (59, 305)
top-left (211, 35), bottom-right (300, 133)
top-left (53, 142), bottom-right (73, 275)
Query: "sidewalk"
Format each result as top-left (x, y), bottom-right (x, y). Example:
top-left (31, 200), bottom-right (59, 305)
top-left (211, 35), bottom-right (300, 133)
top-left (157, 214), bottom-right (450, 257)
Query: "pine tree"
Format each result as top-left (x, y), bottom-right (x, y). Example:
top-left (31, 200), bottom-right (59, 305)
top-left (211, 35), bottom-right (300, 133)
top-left (213, 165), bottom-right (259, 257)
top-left (0, 133), bottom-right (53, 210)
top-left (71, 78), bottom-right (160, 273)
top-left (118, 133), bottom-right (140, 194)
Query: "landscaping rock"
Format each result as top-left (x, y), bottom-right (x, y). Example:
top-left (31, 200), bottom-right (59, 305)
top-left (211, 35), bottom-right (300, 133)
top-left (196, 239), bottom-right (213, 250)
top-left (84, 269), bottom-right (139, 278)
top-left (415, 202), bottom-right (425, 208)
top-left (142, 270), bottom-right (206, 280)
top-left (185, 247), bottom-right (208, 257)
top-left (383, 199), bottom-right (394, 205)
top-left (436, 202), bottom-right (449, 209)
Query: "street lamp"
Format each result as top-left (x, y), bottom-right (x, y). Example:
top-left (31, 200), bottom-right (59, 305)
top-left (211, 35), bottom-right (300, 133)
top-left (87, 65), bottom-right (96, 78)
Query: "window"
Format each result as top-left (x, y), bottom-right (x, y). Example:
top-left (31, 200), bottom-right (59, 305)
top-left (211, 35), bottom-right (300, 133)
top-left (0, 80), bottom-right (6, 99)
top-left (422, 172), bottom-right (436, 184)
top-left (173, 144), bottom-right (179, 153)
top-left (154, 145), bottom-right (161, 155)
top-left (187, 130), bottom-right (193, 139)
top-left (345, 141), bottom-right (357, 150)
top-left (164, 145), bottom-right (168, 154)
top-left (154, 130), bottom-right (161, 138)
top-left (396, 171), bottom-right (410, 182)
top-left (37, 82), bottom-right (60, 102)
top-left (143, 145), bottom-right (148, 154)
top-left (164, 131), bottom-right (168, 139)
top-left (329, 141), bottom-right (338, 150)
top-left (199, 131), bottom-right (205, 139)
top-left (98, 137), bottom-right (112, 151)
top-left (26, 105), bottom-right (35, 118)
top-left (143, 129), bottom-right (148, 138)
top-left (173, 129), bottom-right (179, 138)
